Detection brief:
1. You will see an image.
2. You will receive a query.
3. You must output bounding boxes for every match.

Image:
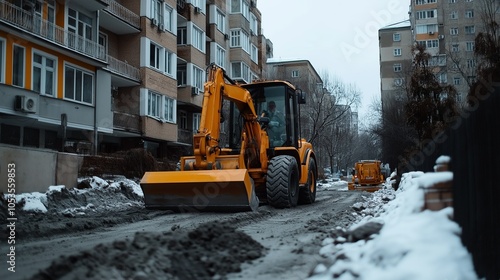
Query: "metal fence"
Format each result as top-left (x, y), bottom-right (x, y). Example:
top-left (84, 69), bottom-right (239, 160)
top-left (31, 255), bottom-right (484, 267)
top-left (402, 86), bottom-right (499, 279)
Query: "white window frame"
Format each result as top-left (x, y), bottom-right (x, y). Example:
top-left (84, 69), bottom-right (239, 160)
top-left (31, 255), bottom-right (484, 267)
top-left (450, 11), bottom-right (458, 19)
top-left (150, 0), bottom-right (163, 24)
top-left (231, 61), bottom-right (250, 82)
top-left (193, 112), bottom-right (201, 133)
top-left (291, 70), bottom-right (299, 78)
top-left (147, 91), bottom-right (162, 118)
top-left (393, 33), bottom-right (401, 42)
top-left (191, 24), bottom-right (205, 52)
top-left (32, 50), bottom-right (56, 96)
top-left (393, 48), bottom-right (401, 56)
top-left (177, 26), bottom-right (187, 45)
top-left (250, 13), bottom-right (258, 35)
top-left (250, 44), bottom-right (258, 63)
top-left (450, 28), bottom-right (458, 35)
top-left (212, 43), bottom-right (226, 68)
top-left (164, 96), bottom-right (176, 123)
top-left (465, 10), bottom-right (474, 18)
top-left (453, 77), bottom-right (461, 85)
top-left (216, 8), bottom-right (226, 33)
top-left (466, 41), bottom-right (475, 52)
top-left (465, 25), bottom-right (475, 34)
top-left (177, 63), bottom-right (187, 86)
top-left (163, 4), bottom-right (176, 33)
top-left (150, 42), bottom-right (161, 70)
top-left (451, 44), bottom-right (459, 52)
top-left (64, 63), bottom-right (94, 105)
top-left (192, 64), bottom-right (204, 92)
top-left (393, 63), bottom-right (402, 72)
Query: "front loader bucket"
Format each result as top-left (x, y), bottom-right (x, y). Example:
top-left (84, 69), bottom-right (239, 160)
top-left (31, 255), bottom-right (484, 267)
top-left (140, 169), bottom-right (259, 212)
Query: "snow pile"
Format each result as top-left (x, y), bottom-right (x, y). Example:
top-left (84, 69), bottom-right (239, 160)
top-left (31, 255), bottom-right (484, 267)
top-left (9, 176), bottom-right (144, 214)
top-left (309, 171), bottom-right (478, 280)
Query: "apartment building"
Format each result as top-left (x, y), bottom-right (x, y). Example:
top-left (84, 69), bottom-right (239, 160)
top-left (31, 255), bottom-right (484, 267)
top-left (380, 0), bottom-right (493, 109)
top-left (378, 20), bottom-right (412, 110)
top-left (0, 0), bottom-right (268, 158)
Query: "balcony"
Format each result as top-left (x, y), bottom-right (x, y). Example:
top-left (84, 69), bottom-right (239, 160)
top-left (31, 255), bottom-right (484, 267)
top-left (100, 0), bottom-right (141, 34)
top-left (106, 55), bottom-right (141, 85)
top-left (0, 0), bottom-right (105, 61)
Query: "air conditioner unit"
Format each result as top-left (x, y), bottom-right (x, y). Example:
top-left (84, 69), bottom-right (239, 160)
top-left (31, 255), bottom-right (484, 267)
top-left (194, 7), bottom-right (201, 14)
top-left (14, 95), bottom-right (36, 113)
top-left (224, 34), bottom-right (229, 40)
top-left (438, 35), bottom-right (445, 39)
top-left (191, 87), bottom-right (199, 95)
top-left (158, 24), bottom-right (164, 32)
top-left (428, 31), bottom-right (434, 35)
top-left (151, 18), bottom-right (157, 26)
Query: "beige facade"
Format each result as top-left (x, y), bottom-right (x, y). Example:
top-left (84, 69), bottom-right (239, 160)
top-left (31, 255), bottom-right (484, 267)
top-left (0, 0), bottom-right (271, 158)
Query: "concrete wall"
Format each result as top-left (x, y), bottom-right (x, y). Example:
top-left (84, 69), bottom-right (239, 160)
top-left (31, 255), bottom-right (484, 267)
top-left (0, 145), bottom-right (82, 194)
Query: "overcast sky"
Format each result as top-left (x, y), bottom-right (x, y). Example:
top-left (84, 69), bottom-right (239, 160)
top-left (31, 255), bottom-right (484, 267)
top-left (257, 0), bottom-right (409, 124)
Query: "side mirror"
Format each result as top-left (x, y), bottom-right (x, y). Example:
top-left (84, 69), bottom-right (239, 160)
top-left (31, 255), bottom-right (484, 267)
top-left (297, 89), bottom-right (306, 104)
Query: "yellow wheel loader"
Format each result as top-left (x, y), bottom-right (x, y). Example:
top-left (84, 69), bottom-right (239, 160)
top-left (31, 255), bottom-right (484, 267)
top-left (140, 64), bottom-right (317, 211)
top-left (348, 160), bottom-right (384, 192)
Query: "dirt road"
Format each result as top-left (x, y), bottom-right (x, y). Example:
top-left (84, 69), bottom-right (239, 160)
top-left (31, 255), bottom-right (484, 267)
top-left (1, 180), bottom-right (369, 280)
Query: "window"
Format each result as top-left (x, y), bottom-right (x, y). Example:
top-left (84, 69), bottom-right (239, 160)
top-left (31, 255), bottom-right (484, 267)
top-left (452, 44), bottom-right (459, 52)
top-left (98, 32), bottom-right (108, 57)
top-left (191, 0), bottom-right (206, 13)
top-left (193, 113), bottom-right (201, 133)
top-left (23, 127), bottom-right (39, 148)
top-left (215, 44), bottom-right (226, 68)
top-left (147, 91), bottom-right (162, 118)
top-left (466, 59), bottom-right (476, 68)
top-left (164, 4), bottom-right (175, 32)
top-left (177, 64), bottom-right (186, 86)
top-left (291, 70), bottom-right (299, 78)
top-left (0, 124), bottom-right (20, 146)
top-left (231, 0), bottom-right (249, 19)
top-left (250, 44), bottom-right (258, 63)
top-left (426, 39), bottom-right (439, 48)
top-left (250, 13), bottom-right (258, 35)
top-left (449, 0), bottom-right (456, 3)
top-left (64, 64), bottom-right (94, 104)
top-left (191, 25), bottom-right (204, 52)
top-left (164, 96), bottom-right (175, 122)
top-left (438, 72), bottom-right (447, 83)
top-left (150, 43), bottom-right (161, 69)
top-left (393, 48), bottom-right (401, 56)
top-left (165, 50), bottom-right (175, 76)
top-left (416, 10), bottom-right (436, 19)
top-left (192, 65), bottom-right (204, 92)
top-left (393, 63), bottom-right (402, 72)
top-left (33, 52), bottom-right (55, 96)
top-left (216, 9), bottom-right (226, 33)
top-left (453, 77), bottom-right (461, 85)
top-left (230, 29), bottom-right (250, 53)
top-left (466, 41), bottom-right (475, 52)
top-left (450, 11), bottom-right (458, 19)
top-left (415, 0), bottom-right (436, 4)
top-left (177, 27), bottom-right (187, 45)
top-left (415, 24), bottom-right (438, 34)
top-left (465, 26), bottom-right (475, 34)
top-left (231, 61), bottom-right (250, 82)
top-left (465, 10), bottom-right (474, 18)
top-left (67, 9), bottom-right (93, 53)
top-left (179, 111), bottom-right (187, 129)
top-left (13, 45), bottom-right (25, 87)
top-left (150, 0), bottom-right (163, 24)
top-left (450, 28), bottom-right (458, 35)
top-left (393, 33), bottom-right (401, 41)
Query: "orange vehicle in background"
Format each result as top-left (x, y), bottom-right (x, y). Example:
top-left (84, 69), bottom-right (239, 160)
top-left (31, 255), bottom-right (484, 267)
top-left (348, 160), bottom-right (385, 192)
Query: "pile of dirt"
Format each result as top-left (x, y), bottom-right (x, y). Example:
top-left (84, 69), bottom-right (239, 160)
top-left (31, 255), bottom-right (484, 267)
top-left (31, 221), bottom-right (265, 280)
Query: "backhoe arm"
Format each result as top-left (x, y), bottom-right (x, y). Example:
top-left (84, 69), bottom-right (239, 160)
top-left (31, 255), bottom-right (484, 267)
top-left (193, 64), bottom-right (262, 169)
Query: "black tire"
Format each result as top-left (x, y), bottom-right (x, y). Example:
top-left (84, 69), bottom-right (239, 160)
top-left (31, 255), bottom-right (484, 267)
top-left (266, 155), bottom-right (299, 208)
top-left (298, 158), bottom-right (317, 205)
